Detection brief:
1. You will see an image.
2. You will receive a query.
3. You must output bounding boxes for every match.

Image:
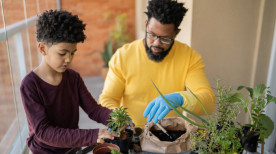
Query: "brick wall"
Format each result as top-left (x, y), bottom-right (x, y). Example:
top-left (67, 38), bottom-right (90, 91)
top-left (61, 0), bottom-right (136, 76)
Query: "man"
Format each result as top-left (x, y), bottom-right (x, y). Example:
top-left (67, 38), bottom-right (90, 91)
top-left (99, 0), bottom-right (215, 126)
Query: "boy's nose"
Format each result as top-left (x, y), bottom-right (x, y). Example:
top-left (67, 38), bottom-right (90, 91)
top-left (65, 53), bottom-right (72, 63)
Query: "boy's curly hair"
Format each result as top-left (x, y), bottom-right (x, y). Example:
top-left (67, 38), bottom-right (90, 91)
top-left (36, 9), bottom-right (86, 45)
top-left (145, 0), bottom-right (188, 29)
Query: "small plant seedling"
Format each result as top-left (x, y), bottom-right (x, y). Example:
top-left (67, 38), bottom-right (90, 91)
top-left (107, 106), bottom-right (131, 135)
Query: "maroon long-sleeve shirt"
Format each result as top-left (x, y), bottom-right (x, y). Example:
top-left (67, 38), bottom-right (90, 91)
top-left (20, 69), bottom-right (112, 154)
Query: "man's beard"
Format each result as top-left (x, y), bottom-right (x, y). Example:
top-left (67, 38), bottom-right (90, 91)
top-left (144, 38), bottom-right (174, 62)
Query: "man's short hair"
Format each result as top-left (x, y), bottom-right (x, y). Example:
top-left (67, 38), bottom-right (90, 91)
top-left (145, 0), bottom-right (188, 29)
top-left (36, 9), bottom-right (86, 45)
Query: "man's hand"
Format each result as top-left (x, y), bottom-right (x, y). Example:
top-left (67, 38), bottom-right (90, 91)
top-left (97, 128), bottom-right (119, 143)
top-left (143, 93), bottom-right (184, 123)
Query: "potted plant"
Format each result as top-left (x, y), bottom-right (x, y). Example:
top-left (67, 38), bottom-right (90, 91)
top-left (151, 79), bottom-right (243, 153)
top-left (105, 106), bottom-right (133, 154)
top-left (92, 143), bottom-right (120, 154)
top-left (237, 84), bottom-right (276, 154)
top-left (189, 80), bottom-right (242, 153)
top-left (94, 13), bottom-right (131, 80)
top-left (99, 37), bottom-right (113, 80)
top-left (108, 146), bottom-right (122, 154)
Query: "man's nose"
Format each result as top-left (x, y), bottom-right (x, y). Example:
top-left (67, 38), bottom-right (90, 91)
top-left (153, 37), bottom-right (162, 46)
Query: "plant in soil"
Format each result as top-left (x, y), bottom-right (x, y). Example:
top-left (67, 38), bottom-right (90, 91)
top-left (106, 106), bottom-right (133, 154)
top-left (152, 79), bottom-right (243, 153)
top-left (237, 84), bottom-right (276, 153)
top-left (107, 106), bottom-right (131, 135)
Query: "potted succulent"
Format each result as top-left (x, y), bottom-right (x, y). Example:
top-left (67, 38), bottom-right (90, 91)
top-left (105, 106), bottom-right (133, 154)
top-left (237, 84), bottom-right (276, 154)
top-left (152, 79), bottom-right (243, 153)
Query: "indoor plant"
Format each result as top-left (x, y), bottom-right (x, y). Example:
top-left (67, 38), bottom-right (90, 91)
top-left (96, 13), bottom-right (131, 80)
top-left (237, 84), bottom-right (276, 153)
top-left (152, 79), bottom-right (276, 153)
top-left (152, 79), bottom-right (243, 153)
top-left (105, 106), bottom-right (133, 154)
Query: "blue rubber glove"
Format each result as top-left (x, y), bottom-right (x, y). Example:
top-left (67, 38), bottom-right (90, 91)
top-left (143, 93), bottom-right (184, 124)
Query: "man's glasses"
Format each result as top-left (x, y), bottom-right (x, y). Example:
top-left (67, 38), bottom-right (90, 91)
top-left (146, 31), bottom-right (175, 45)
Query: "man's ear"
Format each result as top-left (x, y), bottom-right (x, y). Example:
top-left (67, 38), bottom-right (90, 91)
top-left (38, 42), bottom-right (47, 56)
top-left (145, 20), bottom-right (148, 29)
top-left (175, 29), bottom-right (181, 36)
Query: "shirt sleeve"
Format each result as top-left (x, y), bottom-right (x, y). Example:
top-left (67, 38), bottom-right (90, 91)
top-left (77, 73), bottom-right (112, 125)
top-left (179, 51), bottom-right (216, 115)
top-left (20, 78), bottom-right (98, 148)
top-left (99, 51), bottom-right (125, 109)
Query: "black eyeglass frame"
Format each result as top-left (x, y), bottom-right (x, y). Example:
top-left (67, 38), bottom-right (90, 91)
top-left (145, 26), bottom-right (176, 45)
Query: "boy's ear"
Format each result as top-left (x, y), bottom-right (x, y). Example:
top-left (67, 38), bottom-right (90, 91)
top-left (38, 42), bottom-right (47, 55)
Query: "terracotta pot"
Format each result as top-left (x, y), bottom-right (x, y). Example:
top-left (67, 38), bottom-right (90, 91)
top-left (92, 143), bottom-right (120, 154)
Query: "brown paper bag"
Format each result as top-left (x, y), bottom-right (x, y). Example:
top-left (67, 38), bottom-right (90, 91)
top-left (139, 117), bottom-right (198, 153)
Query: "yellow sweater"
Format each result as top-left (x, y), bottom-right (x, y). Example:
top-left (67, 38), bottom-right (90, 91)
top-left (99, 39), bottom-right (215, 126)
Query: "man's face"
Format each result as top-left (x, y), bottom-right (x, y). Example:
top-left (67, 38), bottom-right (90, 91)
top-left (145, 17), bottom-right (178, 62)
top-left (40, 42), bottom-right (77, 73)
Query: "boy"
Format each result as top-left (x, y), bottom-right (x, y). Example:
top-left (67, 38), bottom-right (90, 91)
top-left (20, 10), bottom-right (117, 154)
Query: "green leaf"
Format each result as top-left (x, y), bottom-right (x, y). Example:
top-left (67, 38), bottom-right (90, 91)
top-left (227, 93), bottom-right (243, 102)
top-left (151, 79), bottom-right (207, 128)
top-left (169, 100), bottom-right (209, 125)
top-left (186, 87), bottom-right (210, 118)
top-left (267, 94), bottom-right (276, 104)
top-left (253, 84), bottom-right (267, 99)
top-left (258, 114), bottom-right (274, 139)
top-left (237, 86), bottom-right (245, 91)
top-left (237, 86), bottom-right (253, 98)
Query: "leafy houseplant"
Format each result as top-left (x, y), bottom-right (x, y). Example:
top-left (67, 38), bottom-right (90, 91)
top-left (96, 13), bottom-right (131, 80)
top-left (152, 79), bottom-right (276, 154)
top-left (106, 106), bottom-right (133, 154)
top-left (109, 13), bottom-right (131, 51)
top-left (151, 79), bottom-right (243, 153)
top-left (107, 106), bottom-right (131, 135)
top-left (189, 81), bottom-right (242, 153)
top-left (237, 84), bottom-right (276, 153)
top-left (100, 37), bottom-right (113, 68)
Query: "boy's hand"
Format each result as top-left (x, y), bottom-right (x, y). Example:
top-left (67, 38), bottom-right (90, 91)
top-left (119, 118), bottom-right (135, 133)
top-left (97, 128), bottom-right (119, 143)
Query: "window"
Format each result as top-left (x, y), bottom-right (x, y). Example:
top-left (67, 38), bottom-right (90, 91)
top-left (0, 1), bottom-right (57, 153)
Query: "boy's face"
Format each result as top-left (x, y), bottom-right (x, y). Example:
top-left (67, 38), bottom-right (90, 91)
top-left (39, 42), bottom-right (77, 73)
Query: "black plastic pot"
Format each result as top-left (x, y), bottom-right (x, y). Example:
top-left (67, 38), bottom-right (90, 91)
top-left (241, 126), bottom-right (260, 152)
top-left (104, 129), bottom-right (133, 154)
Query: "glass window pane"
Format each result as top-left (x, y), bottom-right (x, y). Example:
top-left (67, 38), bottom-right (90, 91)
top-left (0, 0), bottom-right (57, 153)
